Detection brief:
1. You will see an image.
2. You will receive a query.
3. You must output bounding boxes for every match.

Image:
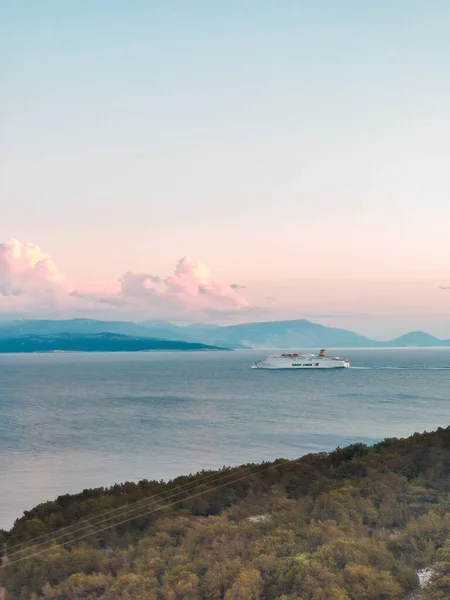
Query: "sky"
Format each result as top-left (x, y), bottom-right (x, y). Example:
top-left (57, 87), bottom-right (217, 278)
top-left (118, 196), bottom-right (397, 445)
top-left (1, 1), bottom-right (450, 338)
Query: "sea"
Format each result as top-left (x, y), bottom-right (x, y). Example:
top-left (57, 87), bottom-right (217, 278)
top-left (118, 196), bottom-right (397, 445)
top-left (1, 348), bottom-right (450, 530)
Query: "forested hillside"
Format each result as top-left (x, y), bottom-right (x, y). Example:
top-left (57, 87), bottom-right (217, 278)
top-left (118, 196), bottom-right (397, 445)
top-left (3, 427), bottom-right (450, 599)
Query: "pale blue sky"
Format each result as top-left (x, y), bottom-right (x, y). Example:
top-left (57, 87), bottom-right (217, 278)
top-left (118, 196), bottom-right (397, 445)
top-left (1, 1), bottom-right (450, 335)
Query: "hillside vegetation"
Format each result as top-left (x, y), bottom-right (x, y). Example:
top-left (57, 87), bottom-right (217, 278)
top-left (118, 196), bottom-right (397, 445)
top-left (3, 428), bottom-right (450, 599)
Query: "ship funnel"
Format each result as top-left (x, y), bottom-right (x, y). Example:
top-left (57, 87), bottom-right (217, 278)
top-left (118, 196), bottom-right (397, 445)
top-left (319, 349), bottom-right (325, 357)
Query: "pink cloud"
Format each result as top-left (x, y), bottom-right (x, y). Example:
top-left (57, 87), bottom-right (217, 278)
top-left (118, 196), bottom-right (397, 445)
top-left (0, 239), bottom-right (249, 320)
top-left (0, 239), bottom-right (61, 296)
top-left (119, 257), bottom-right (248, 313)
top-left (0, 239), bottom-right (74, 315)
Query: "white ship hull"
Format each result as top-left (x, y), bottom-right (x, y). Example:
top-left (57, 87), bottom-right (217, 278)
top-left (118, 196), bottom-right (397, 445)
top-left (252, 361), bottom-right (349, 369)
top-left (252, 350), bottom-right (350, 370)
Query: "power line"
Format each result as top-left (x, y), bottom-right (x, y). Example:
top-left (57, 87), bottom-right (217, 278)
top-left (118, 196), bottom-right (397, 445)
top-left (7, 460), bottom-right (277, 558)
top-left (4, 457), bottom-right (298, 568)
top-left (6, 463), bottom-right (255, 553)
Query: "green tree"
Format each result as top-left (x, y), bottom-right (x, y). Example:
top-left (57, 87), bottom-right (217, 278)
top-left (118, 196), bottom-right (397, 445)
top-left (343, 564), bottom-right (403, 600)
top-left (102, 573), bottom-right (158, 600)
top-left (421, 541), bottom-right (450, 599)
top-left (224, 568), bottom-right (264, 600)
top-left (41, 572), bottom-right (113, 599)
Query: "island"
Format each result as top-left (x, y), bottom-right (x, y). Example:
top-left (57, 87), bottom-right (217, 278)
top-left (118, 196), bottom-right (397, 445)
top-left (0, 333), bottom-right (225, 354)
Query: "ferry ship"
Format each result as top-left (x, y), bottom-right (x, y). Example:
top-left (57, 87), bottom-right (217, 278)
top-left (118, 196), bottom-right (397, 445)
top-left (251, 349), bottom-right (350, 369)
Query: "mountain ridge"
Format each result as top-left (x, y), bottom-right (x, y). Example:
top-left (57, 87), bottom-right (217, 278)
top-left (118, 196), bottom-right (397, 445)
top-left (387, 330), bottom-right (448, 347)
top-left (0, 318), bottom-right (449, 348)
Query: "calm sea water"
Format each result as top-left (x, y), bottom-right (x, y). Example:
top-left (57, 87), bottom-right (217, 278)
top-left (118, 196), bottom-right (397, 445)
top-left (1, 348), bottom-right (450, 529)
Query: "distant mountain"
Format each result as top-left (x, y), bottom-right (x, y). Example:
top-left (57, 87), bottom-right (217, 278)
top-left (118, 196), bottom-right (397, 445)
top-left (138, 319), bottom-right (201, 341)
top-left (0, 333), bottom-right (223, 353)
top-left (0, 319), bottom-right (250, 348)
top-left (0, 319), bottom-right (186, 341)
top-left (186, 319), bottom-right (377, 349)
top-left (186, 320), bottom-right (450, 348)
top-left (1, 318), bottom-right (449, 349)
top-left (387, 331), bottom-right (450, 347)
top-left (139, 320), bottom-right (250, 348)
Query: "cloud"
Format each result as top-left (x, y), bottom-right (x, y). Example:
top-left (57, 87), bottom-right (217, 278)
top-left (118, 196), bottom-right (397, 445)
top-left (116, 257), bottom-right (248, 317)
top-left (0, 239), bottom-right (61, 297)
top-left (0, 239), bottom-right (248, 321)
top-left (0, 239), bottom-right (74, 315)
